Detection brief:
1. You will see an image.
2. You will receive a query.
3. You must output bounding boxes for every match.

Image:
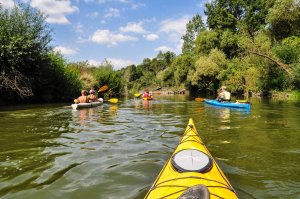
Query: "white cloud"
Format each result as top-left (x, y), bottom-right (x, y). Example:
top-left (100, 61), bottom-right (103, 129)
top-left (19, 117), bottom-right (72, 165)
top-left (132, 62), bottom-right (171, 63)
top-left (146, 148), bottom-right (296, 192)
top-left (144, 34), bottom-right (159, 41)
top-left (159, 16), bottom-right (189, 34)
top-left (107, 58), bottom-right (134, 70)
top-left (0, 0), bottom-right (15, 9)
top-left (120, 22), bottom-right (146, 34)
top-left (88, 59), bottom-right (101, 66)
top-left (30, 0), bottom-right (78, 24)
top-left (87, 11), bottom-right (99, 19)
top-left (158, 16), bottom-right (190, 53)
top-left (90, 29), bottom-right (138, 46)
top-left (154, 46), bottom-right (172, 52)
top-left (54, 46), bottom-right (78, 55)
top-left (104, 7), bottom-right (120, 18)
top-left (74, 22), bottom-right (84, 33)
top-left (132, 3), bottom-right (145, 10)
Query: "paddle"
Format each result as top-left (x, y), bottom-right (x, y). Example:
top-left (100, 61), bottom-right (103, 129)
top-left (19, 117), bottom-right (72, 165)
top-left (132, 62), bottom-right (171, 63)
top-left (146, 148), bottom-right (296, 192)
top-left (104, 98), bottom-right (118, 103)
top-left (195, 97), bottom-right (205, 102)
top-left (236, 100), bottom-right (249, 103)
top-left (134, 93), bottom-right (142, 98)
top-left (98, 85), bottom-right (109, 93)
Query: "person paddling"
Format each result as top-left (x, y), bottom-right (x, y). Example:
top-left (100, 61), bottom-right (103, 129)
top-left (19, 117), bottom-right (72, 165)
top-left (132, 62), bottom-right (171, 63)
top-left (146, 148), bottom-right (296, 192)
top-left (143, 89), bottom-right (152, 99)
top-left (88, 89), bottom-right (98, 102)
top-left (216, 86), bottom-right (231, 102)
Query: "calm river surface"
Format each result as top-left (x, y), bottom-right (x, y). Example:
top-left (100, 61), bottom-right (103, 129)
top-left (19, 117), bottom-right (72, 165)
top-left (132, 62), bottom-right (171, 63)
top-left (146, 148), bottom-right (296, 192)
top-left (0, 96), bottom-right (299, 199)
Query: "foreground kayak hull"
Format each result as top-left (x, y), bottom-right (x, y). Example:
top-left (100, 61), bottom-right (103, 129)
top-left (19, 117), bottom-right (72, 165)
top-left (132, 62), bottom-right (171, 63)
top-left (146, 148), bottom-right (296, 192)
top-left (71, 102), bottom-right (102, 110)
top-left (145, 118), bottom-right (238, 199)
top-left (205, 99), bottom-right (251, 109)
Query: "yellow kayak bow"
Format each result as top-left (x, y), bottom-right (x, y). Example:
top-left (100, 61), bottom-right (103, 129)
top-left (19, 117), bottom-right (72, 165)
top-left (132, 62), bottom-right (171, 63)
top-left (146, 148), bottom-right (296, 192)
top-left (145, 118), bottom-right (238, 199)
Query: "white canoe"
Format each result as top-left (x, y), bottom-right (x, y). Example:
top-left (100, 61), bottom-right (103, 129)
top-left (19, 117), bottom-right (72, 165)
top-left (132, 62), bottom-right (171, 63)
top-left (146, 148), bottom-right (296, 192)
top-left (71, 102), bottom-right (103, 110)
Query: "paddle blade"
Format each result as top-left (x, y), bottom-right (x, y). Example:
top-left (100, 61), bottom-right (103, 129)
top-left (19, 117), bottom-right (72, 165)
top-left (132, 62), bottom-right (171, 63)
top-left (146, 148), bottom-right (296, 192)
top-left (195, 98), bottom-right (205, 102)
top-left (98, 85), bottom-right (109, 92)
top-left (134, 93), bottom-right (141, 98)
top-left (108, 98), bottom-right (118, 103)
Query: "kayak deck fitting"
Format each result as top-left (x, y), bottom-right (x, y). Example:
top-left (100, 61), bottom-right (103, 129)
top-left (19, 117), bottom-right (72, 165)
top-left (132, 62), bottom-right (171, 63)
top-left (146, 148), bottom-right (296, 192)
top-left (145, 118), bottom-right (238, 199)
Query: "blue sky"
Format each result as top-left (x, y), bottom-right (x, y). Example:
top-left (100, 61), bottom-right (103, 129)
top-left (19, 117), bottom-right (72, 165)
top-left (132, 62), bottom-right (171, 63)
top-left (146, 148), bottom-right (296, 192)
top-left (1, 0), bottom-right (209, 69)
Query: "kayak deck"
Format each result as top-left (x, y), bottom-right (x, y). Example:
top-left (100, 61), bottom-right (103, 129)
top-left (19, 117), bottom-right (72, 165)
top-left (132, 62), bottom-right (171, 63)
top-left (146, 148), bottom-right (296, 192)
top-left (145, 118), bottom-right (238, 199)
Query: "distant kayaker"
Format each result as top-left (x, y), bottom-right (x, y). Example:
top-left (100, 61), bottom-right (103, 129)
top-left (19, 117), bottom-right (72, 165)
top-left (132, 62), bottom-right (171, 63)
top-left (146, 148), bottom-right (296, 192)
top-left (143, 90), bottom-right (152, 98)
top-left (75, 90), bottom-right (89, 103)
top-left (88, 90), bottom-right (98, 102)
top-left (216, 86), bottom-right (231, 101)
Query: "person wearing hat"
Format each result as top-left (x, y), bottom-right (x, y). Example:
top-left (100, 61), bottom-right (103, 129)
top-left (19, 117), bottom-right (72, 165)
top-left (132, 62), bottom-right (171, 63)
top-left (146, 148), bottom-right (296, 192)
top-left (75, 90), bottom-right (89, 103)
top-left (216, 86), bottom-right (231, 102)
top-left (88, 89), bottom-right (98, 102)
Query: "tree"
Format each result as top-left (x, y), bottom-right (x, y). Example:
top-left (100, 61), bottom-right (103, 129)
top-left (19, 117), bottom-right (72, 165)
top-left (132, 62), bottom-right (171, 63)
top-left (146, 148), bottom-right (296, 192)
top-left (187, 49), bottom-right (228, 92)
top-left (205, 0), bottom-right (271, 35)
top-left (266, 0), bottom-right (300, 39)
top-left (181, 14), bottom-right (205, 54)
top-left (220, 30), bottom-right (238, 58)
top-left (195, 30), bottom-right (219, 55)
top-left (0, 5), bottom-right (51, 98)
top-left (205, 0), bottom-right (244, 32)
top-left (238, 30), bottom-right (293, 75)
top-left (172, 54), bottom-right (196, 86)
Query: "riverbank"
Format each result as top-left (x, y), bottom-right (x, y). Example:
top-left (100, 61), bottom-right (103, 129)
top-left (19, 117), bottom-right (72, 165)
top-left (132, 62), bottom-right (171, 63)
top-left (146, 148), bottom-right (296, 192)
top-left (250, 90), bottom-right (300, 100)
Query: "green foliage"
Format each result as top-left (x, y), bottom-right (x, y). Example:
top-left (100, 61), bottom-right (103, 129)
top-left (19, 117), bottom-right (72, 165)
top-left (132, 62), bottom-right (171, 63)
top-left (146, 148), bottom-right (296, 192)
top-left (195, 30), bottom-right (219, 55)
top-left (172, 54), bottom-right (196, 86)
top-left (34, 53), bottom-right (82, 102)
top-left (181, 14), bottom-right (205, 54)
top-left (222, 57), bottom-right (262, 93)
top-left (156, 67), bottom-right (174, 87)
top-left (266, 0), bottom-right (300, 39)
top-left (205, 0), bottom-right (244, 31)
top-left (273, 36), bottom-right (300, 64)
top-left (94, 61), bottom-right (123, 95)
top-left (205, 0), bottom-right (271, 34)
top-left (187, 49), bottom-right (227, 91)
top-left (0, 5), bottom-right (51, 99)
top-left (220, 30), bottom-right (238, 58)
top-left (241, 0), bottom-right (271, 35)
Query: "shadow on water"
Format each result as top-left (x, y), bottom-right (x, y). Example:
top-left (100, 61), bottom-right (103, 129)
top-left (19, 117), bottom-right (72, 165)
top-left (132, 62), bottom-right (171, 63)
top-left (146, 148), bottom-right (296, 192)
top-left (0, 96), bottom-right (299, 199)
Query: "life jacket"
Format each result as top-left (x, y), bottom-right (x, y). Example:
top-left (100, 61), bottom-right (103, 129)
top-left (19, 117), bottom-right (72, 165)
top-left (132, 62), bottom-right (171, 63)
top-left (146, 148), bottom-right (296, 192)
top-left (143, 92), bottom-right (149, 98)
top-left (223, 91), bottom-right (231, 100)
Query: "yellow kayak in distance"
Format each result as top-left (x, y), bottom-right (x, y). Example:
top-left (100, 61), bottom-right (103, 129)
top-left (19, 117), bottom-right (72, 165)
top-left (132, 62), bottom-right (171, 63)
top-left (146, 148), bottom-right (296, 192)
top-left (145, 118), bottom-right (238, 199)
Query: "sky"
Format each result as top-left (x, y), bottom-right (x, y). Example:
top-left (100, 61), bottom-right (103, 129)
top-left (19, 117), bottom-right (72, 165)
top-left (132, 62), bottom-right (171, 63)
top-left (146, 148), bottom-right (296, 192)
top-left (0, 0), bottom-right (209, 70)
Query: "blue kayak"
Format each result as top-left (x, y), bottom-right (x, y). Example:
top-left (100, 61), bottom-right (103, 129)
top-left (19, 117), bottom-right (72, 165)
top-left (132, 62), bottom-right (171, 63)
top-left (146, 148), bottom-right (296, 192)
top-left (204, 99), bottom-right (251, 109)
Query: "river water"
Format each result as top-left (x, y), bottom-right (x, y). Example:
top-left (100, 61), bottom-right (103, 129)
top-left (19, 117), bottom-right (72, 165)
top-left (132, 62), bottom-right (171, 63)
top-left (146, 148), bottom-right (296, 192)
top-left (0, 96), bottom-right (299, 199)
